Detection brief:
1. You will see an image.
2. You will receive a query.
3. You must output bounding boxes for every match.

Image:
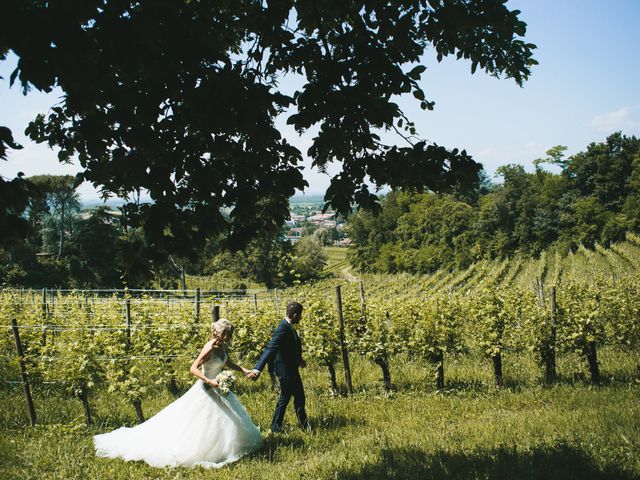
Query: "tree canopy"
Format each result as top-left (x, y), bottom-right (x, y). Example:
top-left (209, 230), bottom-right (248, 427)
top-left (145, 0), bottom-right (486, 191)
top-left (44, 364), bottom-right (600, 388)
top-left (348, 133), bottom-right (640, 274)
top-left (1, 0), bottom-right (536, 254)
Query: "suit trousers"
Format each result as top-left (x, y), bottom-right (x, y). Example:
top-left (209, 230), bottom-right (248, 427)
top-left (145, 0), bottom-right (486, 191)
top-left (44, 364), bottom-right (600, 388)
top-left (271, 372), bottom-right (308, 431)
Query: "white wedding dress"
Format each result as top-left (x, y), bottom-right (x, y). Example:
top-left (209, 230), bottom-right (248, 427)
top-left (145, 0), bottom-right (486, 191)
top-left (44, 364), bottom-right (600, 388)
top-left (94, 352), bottom-right (263, 468)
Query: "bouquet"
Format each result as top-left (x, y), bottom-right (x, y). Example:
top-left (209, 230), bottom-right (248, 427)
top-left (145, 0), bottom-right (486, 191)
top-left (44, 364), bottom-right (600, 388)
top-left (214, 370), bottom-right (237, 395)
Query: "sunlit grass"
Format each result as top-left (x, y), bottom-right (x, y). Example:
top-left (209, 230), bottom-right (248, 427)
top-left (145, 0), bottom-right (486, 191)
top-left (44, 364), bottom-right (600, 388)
top-left (1, 349), bottom-right (639, 479)
top-left (323, 246), bottom-right (353, 279)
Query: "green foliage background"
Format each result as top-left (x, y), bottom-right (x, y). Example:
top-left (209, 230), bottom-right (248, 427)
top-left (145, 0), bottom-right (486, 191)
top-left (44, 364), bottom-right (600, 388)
top-left (348, 133), bottom-right (640, 274)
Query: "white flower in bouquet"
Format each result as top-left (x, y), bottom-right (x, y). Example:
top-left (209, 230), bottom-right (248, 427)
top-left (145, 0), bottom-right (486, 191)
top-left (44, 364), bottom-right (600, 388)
top-left (215, 370), bottom-right (237, 395)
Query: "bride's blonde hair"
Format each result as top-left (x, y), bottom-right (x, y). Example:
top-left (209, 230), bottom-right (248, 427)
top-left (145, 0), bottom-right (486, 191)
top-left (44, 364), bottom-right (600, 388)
top-left (210, 318), bottom-right (234, 344)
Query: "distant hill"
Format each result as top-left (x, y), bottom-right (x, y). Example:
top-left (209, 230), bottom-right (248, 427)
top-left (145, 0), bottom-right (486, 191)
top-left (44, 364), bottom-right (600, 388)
top-left (81, 194), bottom-right (324, 210)
top-left (80, 198), bottom-right (126, 209)
top-left (290, 193), bottom-right (324, 205)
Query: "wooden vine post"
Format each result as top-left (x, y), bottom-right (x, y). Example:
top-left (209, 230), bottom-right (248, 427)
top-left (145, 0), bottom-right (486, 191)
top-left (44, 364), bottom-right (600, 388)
top-left (536, 280), bottom-right (558, 383)
top-left (12, 319), bottom-right (37, 426)
top-left (195, 288), bottom-right (201, 322)
top-left (123, 299), bottom-right (143, 423)
top-left (434, 299), bottom-right (445, 390)
top-left (78, 382), bottom-right (93, 425)
top-left (493, 353), bottom-right (503, 388)
top-left (376, 312), bottom-right (391, 391)
top-left (125, 299), bottom-right (132, 343)
top-left (546, 286), bottom-right (558, 383)
top-left (41, 288), bottom-right (47, 346)
top-left (359, 281), bottom-right (366, 319)
top-left (335, 285), bottom-right (353, 395)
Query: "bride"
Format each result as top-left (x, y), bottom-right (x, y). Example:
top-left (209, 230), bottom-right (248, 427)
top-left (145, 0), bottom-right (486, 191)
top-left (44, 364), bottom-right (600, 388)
top-left (94, 319), bottom-right (263, 468)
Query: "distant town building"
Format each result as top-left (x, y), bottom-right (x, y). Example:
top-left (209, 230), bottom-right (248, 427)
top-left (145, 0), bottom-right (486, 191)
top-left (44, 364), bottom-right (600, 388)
top-left (334, 238), bottom-right (353, 247)
top-left (318, 220), bottom-right (337, 229)
top-left (307, 211), bottom-right (335, 224)
top-left (77, 208), bottom-right (121, 221)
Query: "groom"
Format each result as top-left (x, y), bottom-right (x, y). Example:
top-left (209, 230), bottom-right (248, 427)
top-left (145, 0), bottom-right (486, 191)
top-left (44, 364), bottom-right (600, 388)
top-left (248, 301), bottom-right (309, 433)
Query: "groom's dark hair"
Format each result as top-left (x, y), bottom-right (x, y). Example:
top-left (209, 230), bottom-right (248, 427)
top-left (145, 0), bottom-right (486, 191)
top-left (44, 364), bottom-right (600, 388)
top-left (286, 301), bottom-right (303, 319)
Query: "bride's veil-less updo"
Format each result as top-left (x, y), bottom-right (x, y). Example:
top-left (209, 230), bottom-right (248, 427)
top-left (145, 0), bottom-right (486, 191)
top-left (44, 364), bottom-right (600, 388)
top-left (210, 319), bottom-right (234, 344)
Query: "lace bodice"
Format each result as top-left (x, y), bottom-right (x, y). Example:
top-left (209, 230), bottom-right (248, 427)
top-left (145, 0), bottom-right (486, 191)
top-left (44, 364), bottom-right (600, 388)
top-left (202, 351), bottom-right (227, 378)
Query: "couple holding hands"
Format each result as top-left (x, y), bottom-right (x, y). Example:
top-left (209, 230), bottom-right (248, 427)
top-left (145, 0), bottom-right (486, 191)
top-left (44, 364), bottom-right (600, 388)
top-left (94, 301), bottom-right (308, 468)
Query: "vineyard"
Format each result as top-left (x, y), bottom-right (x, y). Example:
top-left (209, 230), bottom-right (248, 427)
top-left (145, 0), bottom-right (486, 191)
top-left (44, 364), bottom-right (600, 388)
top-left (3, 235), bottom-right (640, 418)
top-left (1, 238), bottom-right (640, 479)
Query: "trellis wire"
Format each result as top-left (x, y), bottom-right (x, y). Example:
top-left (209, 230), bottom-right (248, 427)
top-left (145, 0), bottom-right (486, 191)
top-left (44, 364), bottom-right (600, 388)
top-left (1, 354), bottom-right (182, 361)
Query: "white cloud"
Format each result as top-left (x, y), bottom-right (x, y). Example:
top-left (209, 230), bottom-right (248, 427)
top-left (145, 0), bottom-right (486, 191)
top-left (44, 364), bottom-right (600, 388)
top-left (475, 147), bottom-right (494, 158)
top-left (524, 141), bottom-right (543, 150)
top-left (588, 107), bottom-right (638, 132)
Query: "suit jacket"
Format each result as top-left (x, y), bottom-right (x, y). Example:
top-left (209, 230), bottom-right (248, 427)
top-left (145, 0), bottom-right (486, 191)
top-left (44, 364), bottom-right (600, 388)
top-left (254, 319), bottom-right (302, 379)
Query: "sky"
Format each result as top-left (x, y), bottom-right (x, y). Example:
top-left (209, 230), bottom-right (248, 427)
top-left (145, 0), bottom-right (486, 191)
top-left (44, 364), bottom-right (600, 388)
top-left (1, 0), bottom-right (639, 201)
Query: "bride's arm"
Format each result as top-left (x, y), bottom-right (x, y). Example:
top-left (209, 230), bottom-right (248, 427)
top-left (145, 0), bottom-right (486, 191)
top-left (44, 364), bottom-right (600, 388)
top-left (190, 340), bottom-right (220, 387)
top-left (224, 356), bottom-right (251, 376)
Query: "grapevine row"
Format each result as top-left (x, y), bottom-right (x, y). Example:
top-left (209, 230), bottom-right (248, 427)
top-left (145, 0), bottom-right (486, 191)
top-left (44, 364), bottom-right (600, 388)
top-left (2, 268), bottom-right (639, 425)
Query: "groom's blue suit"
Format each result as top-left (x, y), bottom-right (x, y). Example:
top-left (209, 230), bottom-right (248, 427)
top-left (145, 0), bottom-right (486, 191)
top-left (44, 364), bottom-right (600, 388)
top-left (254, 319), bottom-right (308, 432)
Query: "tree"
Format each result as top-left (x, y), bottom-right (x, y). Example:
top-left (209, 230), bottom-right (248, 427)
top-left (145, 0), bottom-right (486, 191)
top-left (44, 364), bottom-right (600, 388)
top-left (394, 193), bottom-right (478, 272)
top-left (315, 227), bottom-right (339, 246)
top-left (66, 207), bottom-right (121, 287)
top-left (533, 145), bottom-right (568, 171)
top-left (115, 228), bottom-right (155, 288)
top-left (564, 133), bottom-right (640, 211)
top-left (206, 231), bottom-right (294, 288)
top-left (347, 190), bottom-right (420, 271)
top-left (622, 153), bottom-right (640, 232)
top-left (0, 174), bottom-right (31, 249)
top-left (1, 0), bottom-right (536, 255)
top-left (291, 236), bottom-right (327, 282)
top-left (345, 133), bottom-right (640, 275)
top-left (28, 175), bottom-right (80, 257)
top-left (0, 126), bottom-right (30, 248)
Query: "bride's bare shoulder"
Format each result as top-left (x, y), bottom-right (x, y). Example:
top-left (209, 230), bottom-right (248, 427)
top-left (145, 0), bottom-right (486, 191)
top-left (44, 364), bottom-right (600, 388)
top-left (199, 339), bottom-right (215, 357)
top-left (203, 339), bottom-right (225, 358)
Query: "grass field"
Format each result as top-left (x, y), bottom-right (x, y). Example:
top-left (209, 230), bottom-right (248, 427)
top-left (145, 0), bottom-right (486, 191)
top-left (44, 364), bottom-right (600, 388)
top-left (323, 246), bottom-right (357, 281)
top-left (2, 350), bottom-right (639, 480)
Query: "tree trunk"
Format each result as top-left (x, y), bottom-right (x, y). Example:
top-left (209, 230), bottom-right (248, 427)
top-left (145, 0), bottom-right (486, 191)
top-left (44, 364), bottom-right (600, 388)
top-left (77, 383), bottom-right (93, 426)
top-left (492, 353), bottom-right (503, 388)
top-left (168, 377), bottom-right (179, 395)
top-left (374, 355), bottom-right (392, 391)
top-left (542, 344), bottom-right (556, 383)
top-left (544, 286), bottom-right (558, 383)
top-left (335, 286), bottom-right (353, 395)
top-left (132, 399), bottom-right (145, 424)
top-left (434, 350), bottom-right (445, 390)
top-left (327, 363), bottom-right (339, 397)
top-left (584, 341), bottom-right (601, 385)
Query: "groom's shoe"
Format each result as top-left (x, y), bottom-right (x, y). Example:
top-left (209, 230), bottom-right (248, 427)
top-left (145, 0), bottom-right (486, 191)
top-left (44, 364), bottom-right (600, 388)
top-left (298, 419), bottom-right (312, 433)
